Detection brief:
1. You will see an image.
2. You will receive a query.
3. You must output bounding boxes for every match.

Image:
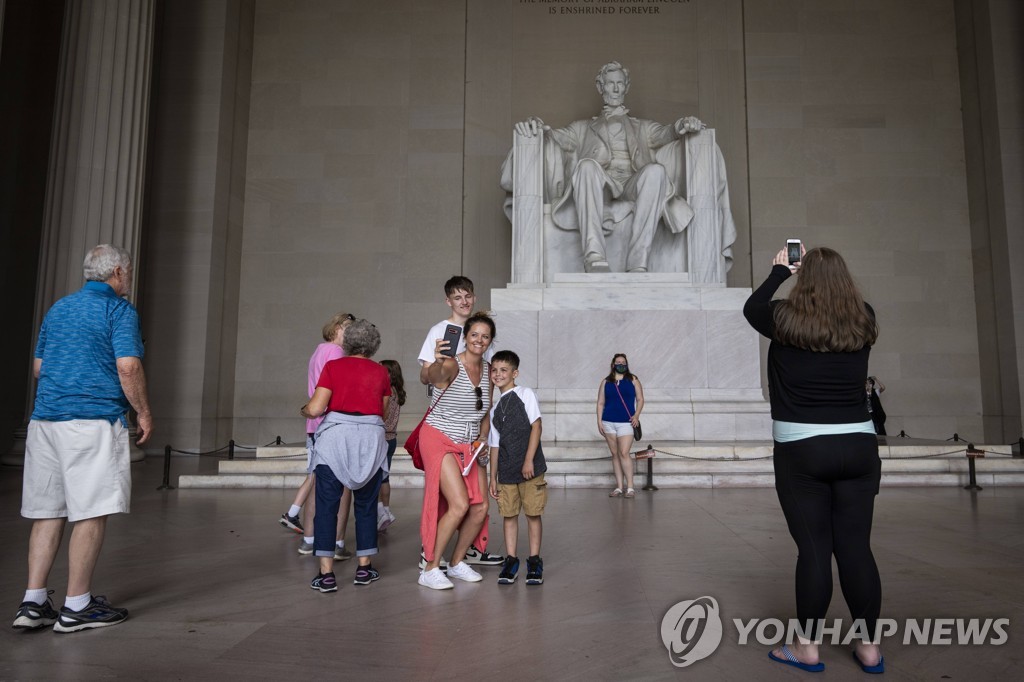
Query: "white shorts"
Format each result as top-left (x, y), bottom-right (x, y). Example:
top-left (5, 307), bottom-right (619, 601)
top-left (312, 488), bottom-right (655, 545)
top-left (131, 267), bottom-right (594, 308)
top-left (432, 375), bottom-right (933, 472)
top-left (22, 419), bottom-right (131, 522)
top-left (602, 421), bottom-right (634, 438)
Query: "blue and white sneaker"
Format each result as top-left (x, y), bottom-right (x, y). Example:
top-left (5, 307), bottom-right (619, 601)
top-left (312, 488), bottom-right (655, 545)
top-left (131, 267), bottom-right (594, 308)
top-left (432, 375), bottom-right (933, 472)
top-left (525, 556), bottom-right (544, 586)
top-left (12, 591), bottom-right (58, 630)
top-left (52, 596), bottom-right (128, 633)
top-left (497, 556), bottom-right (520, 585)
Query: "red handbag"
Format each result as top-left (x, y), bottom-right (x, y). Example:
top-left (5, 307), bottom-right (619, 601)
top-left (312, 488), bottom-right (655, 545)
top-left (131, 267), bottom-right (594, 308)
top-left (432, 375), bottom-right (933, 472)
top-left (404, 385), bottom-right (448, 471)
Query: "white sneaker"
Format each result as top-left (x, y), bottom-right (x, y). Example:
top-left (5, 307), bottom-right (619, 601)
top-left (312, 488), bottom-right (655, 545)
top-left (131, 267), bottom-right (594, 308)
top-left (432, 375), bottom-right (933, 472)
top-left (418, 567), bottom-right (454, 590)
top-left (377, 511), bottom-right (393, 532)
top-left (447, 561), bottom-right (483, 583)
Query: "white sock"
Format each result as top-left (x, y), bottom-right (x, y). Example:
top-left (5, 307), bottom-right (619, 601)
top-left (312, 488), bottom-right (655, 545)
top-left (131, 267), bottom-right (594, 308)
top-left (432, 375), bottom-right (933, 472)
top-left (377, 501), bottom-right (385, 513)
top-left (304, 536), bottom-right (314, 544)
top-left (336, 540), bottom-right (345, 549)
top-left (288, 504), bottom-right (301, 517)
top-left (65, 592), bottom-right (91, 611)
top-left (23, 588), bottom-right (47, 605)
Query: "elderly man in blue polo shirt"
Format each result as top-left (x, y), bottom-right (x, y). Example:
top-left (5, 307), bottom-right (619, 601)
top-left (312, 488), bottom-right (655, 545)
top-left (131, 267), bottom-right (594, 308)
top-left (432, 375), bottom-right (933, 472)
top-left (13, 244), bottom-right (153, 634)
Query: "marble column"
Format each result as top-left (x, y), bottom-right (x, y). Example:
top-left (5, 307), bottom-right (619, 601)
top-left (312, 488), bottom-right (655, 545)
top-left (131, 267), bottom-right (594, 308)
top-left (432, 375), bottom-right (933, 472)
top-left (4, 0), bottom-right (156, 464)
top-left (0, 2), bottom-right (6, 58)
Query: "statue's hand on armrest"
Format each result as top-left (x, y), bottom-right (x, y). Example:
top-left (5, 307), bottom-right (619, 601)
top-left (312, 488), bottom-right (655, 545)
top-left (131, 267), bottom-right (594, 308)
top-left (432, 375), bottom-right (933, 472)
top-left (675, 116), bottom-right (706, 135)
top-left (514, 117), bottom-right (548, 138)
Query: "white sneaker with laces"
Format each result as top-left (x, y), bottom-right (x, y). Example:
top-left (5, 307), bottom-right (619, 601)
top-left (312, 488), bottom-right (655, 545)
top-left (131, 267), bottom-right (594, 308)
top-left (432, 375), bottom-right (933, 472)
top-left (447, 561), bottom-right (483, 583)
top-left (418, 567), bottom-right (454, 590)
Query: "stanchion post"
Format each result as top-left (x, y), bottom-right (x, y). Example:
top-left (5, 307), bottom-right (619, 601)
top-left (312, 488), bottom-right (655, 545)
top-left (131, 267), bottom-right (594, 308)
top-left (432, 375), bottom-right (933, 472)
top-left (157, 445), bottom-right (175, 490)
top-left (964, 443), bottom-right (983, 491)
top-left (639, 444), bottom-right (658, 491)
top-left (276, 436), bottom-right (282, 445)
top-left (229, 439), bottom-right (235, 461)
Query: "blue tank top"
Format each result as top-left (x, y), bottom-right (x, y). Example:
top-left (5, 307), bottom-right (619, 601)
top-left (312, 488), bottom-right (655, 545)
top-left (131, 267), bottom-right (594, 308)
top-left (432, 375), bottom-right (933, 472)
top-left (602, 379), bottom-right (636, 422)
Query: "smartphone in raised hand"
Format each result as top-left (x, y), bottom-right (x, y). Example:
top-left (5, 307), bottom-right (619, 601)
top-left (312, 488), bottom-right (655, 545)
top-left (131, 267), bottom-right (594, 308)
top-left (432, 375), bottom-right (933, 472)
top-left (440, 324), bottom-right (462, 358)
top-left (787, 239), bottom-right (802, 265)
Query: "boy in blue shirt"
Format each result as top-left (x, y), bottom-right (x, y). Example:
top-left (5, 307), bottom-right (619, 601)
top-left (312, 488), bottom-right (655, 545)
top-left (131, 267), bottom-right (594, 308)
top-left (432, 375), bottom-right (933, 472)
top-left (487, 350), bottom-right (547, 585)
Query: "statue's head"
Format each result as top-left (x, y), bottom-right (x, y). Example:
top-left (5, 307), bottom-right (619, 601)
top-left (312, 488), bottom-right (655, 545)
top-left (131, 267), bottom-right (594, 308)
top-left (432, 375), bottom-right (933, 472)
top-left (595, 61), bottom-right (630, 106)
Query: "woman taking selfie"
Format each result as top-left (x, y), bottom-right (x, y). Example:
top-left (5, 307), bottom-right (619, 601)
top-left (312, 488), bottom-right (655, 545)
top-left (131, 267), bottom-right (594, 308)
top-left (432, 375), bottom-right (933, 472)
top-left (596, 353), bottom-right (644, 498)
top-left (744, 246), bottom-right (884, 674)
top-left (417, 312), bottom-right (496, 590)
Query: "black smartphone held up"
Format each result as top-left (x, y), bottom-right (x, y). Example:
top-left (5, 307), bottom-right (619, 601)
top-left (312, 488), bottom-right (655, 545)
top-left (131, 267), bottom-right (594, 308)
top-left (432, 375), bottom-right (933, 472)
top-left (440, 324), bottom-right (462, 358)
top-left (787, 239), bottom-right (802, 265)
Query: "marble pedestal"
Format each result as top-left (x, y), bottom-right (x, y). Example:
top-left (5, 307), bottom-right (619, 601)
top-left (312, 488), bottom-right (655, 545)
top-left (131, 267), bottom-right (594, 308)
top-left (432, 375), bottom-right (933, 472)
top-left (491, 274), bottom-right (770, 442)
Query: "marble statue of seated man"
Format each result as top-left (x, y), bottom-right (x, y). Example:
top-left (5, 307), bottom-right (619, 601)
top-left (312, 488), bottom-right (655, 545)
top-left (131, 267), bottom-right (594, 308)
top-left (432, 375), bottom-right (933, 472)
top-left (511, 61), bottom-right (706, 273)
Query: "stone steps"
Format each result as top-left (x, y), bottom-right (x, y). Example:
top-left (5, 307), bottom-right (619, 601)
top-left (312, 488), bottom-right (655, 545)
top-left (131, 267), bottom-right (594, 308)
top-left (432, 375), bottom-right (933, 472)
top-left (176, 440), bottom-right (1024, 489)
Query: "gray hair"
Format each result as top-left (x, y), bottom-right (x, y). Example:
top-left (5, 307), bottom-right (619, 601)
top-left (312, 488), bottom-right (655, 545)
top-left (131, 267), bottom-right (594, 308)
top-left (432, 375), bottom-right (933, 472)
top-left (595, 61), bottom-right (630, 94)
top-left (83, 244), bottom-right (132, 282)
top-left (342, 319), bottom-right (381, 358)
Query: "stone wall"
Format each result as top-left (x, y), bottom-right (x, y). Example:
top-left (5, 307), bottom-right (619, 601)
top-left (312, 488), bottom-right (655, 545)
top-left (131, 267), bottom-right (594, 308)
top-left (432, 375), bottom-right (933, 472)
top-left (745, 0), bottom-right (982, 438)
top-left (129, 0), bottom-right (1022, 448)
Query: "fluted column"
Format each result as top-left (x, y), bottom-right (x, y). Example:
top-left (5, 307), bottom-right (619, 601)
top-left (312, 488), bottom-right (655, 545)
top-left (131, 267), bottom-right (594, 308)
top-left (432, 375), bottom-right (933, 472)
top-left (5, 0), bottom-right (155, 463)
top-left (34, 0), bottom-right (155, 314)
top-left (0, 2), bottom-right (7, 59)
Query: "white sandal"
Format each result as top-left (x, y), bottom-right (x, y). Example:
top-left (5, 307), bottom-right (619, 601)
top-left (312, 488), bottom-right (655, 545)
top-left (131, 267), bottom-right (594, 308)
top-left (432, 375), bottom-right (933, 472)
top-left (608, 488), bottom-right (623, 497)
top-left (624, 488), bottom-right (636, 498)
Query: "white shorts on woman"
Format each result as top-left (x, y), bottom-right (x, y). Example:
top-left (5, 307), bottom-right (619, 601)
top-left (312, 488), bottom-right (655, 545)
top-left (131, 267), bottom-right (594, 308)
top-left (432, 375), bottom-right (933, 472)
top-left (601, 420), bottom-right (634, 437)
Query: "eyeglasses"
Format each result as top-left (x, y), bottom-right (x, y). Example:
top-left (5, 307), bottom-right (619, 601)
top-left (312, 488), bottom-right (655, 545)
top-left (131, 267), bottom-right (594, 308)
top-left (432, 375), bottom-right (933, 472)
top-left (475, 386), bottom-right (483, 411)
top-left (345, 314), bottom-right (355, 321)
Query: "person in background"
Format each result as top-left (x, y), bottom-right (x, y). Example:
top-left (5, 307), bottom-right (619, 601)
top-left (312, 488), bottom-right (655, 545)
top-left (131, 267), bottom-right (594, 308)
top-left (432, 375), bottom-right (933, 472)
top-left (377, 359), bottom-right (405, 531)
top-left (281, 312), bottom-right (354, 562)
top-left (596, 353), bottom-right (644, 498)
top-left (15, 244), bottom-right (152, 633)
top-left (866, 376), bottom-right (886, 436)
top-left (744, 245), bottom-right (884, 674)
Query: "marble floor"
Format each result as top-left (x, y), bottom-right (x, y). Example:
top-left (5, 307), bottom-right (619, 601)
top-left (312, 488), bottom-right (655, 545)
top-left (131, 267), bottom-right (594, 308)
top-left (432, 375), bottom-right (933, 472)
top-left (1, 456), bottom-right (1022, 681)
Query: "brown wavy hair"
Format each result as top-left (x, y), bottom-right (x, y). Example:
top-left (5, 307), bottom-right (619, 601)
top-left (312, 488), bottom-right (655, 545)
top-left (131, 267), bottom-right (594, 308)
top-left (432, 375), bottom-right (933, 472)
top-left (772, 247), bottom-right (878, 352)
top-left (380, 359), bottom-right (406, 406)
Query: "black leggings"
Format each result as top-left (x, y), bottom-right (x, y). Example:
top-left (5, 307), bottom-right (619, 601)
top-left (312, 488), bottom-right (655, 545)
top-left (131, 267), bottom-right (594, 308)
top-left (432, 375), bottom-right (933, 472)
top-left (773, 433), bottom-right (882, 641)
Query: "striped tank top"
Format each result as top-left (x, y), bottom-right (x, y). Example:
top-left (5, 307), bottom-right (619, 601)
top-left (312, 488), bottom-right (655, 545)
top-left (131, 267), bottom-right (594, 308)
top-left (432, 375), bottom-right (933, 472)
top-left (425, 357), bottom-right (490, 443)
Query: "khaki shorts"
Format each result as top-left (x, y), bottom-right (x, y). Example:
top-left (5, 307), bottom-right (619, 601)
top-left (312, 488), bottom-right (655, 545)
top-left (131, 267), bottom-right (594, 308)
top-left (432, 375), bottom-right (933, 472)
top-left (22, 419), bottom-right (131, 522)
top-left (497, 474), bottom-right (548, 517)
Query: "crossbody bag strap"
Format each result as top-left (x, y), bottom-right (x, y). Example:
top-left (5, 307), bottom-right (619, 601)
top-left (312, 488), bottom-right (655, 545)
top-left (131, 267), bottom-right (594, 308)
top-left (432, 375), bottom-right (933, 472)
top-left (613, 380), bottom-right (634, 419)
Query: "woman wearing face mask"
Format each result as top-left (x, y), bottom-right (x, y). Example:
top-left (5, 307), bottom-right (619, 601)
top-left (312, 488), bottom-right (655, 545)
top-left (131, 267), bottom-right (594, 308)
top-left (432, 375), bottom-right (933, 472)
top-left (596, 353), bottom-right (644, 498)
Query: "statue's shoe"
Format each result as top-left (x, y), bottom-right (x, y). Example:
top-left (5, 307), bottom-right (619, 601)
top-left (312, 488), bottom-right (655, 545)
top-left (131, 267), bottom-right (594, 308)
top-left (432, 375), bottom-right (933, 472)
top-left (585, 260), bottom-right (611, 273)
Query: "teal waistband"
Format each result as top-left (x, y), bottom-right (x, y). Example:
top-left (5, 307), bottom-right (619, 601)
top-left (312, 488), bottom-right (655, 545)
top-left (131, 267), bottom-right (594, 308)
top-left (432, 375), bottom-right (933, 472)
top-left (773, 420), bottom-right (876, 443)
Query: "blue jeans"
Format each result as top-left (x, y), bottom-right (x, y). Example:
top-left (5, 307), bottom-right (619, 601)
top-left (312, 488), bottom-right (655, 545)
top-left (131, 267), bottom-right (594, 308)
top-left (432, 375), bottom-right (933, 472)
top-left (382, 438), bottom-right (397, 482)
top-left (313, 465), bottom-right (384, 558)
